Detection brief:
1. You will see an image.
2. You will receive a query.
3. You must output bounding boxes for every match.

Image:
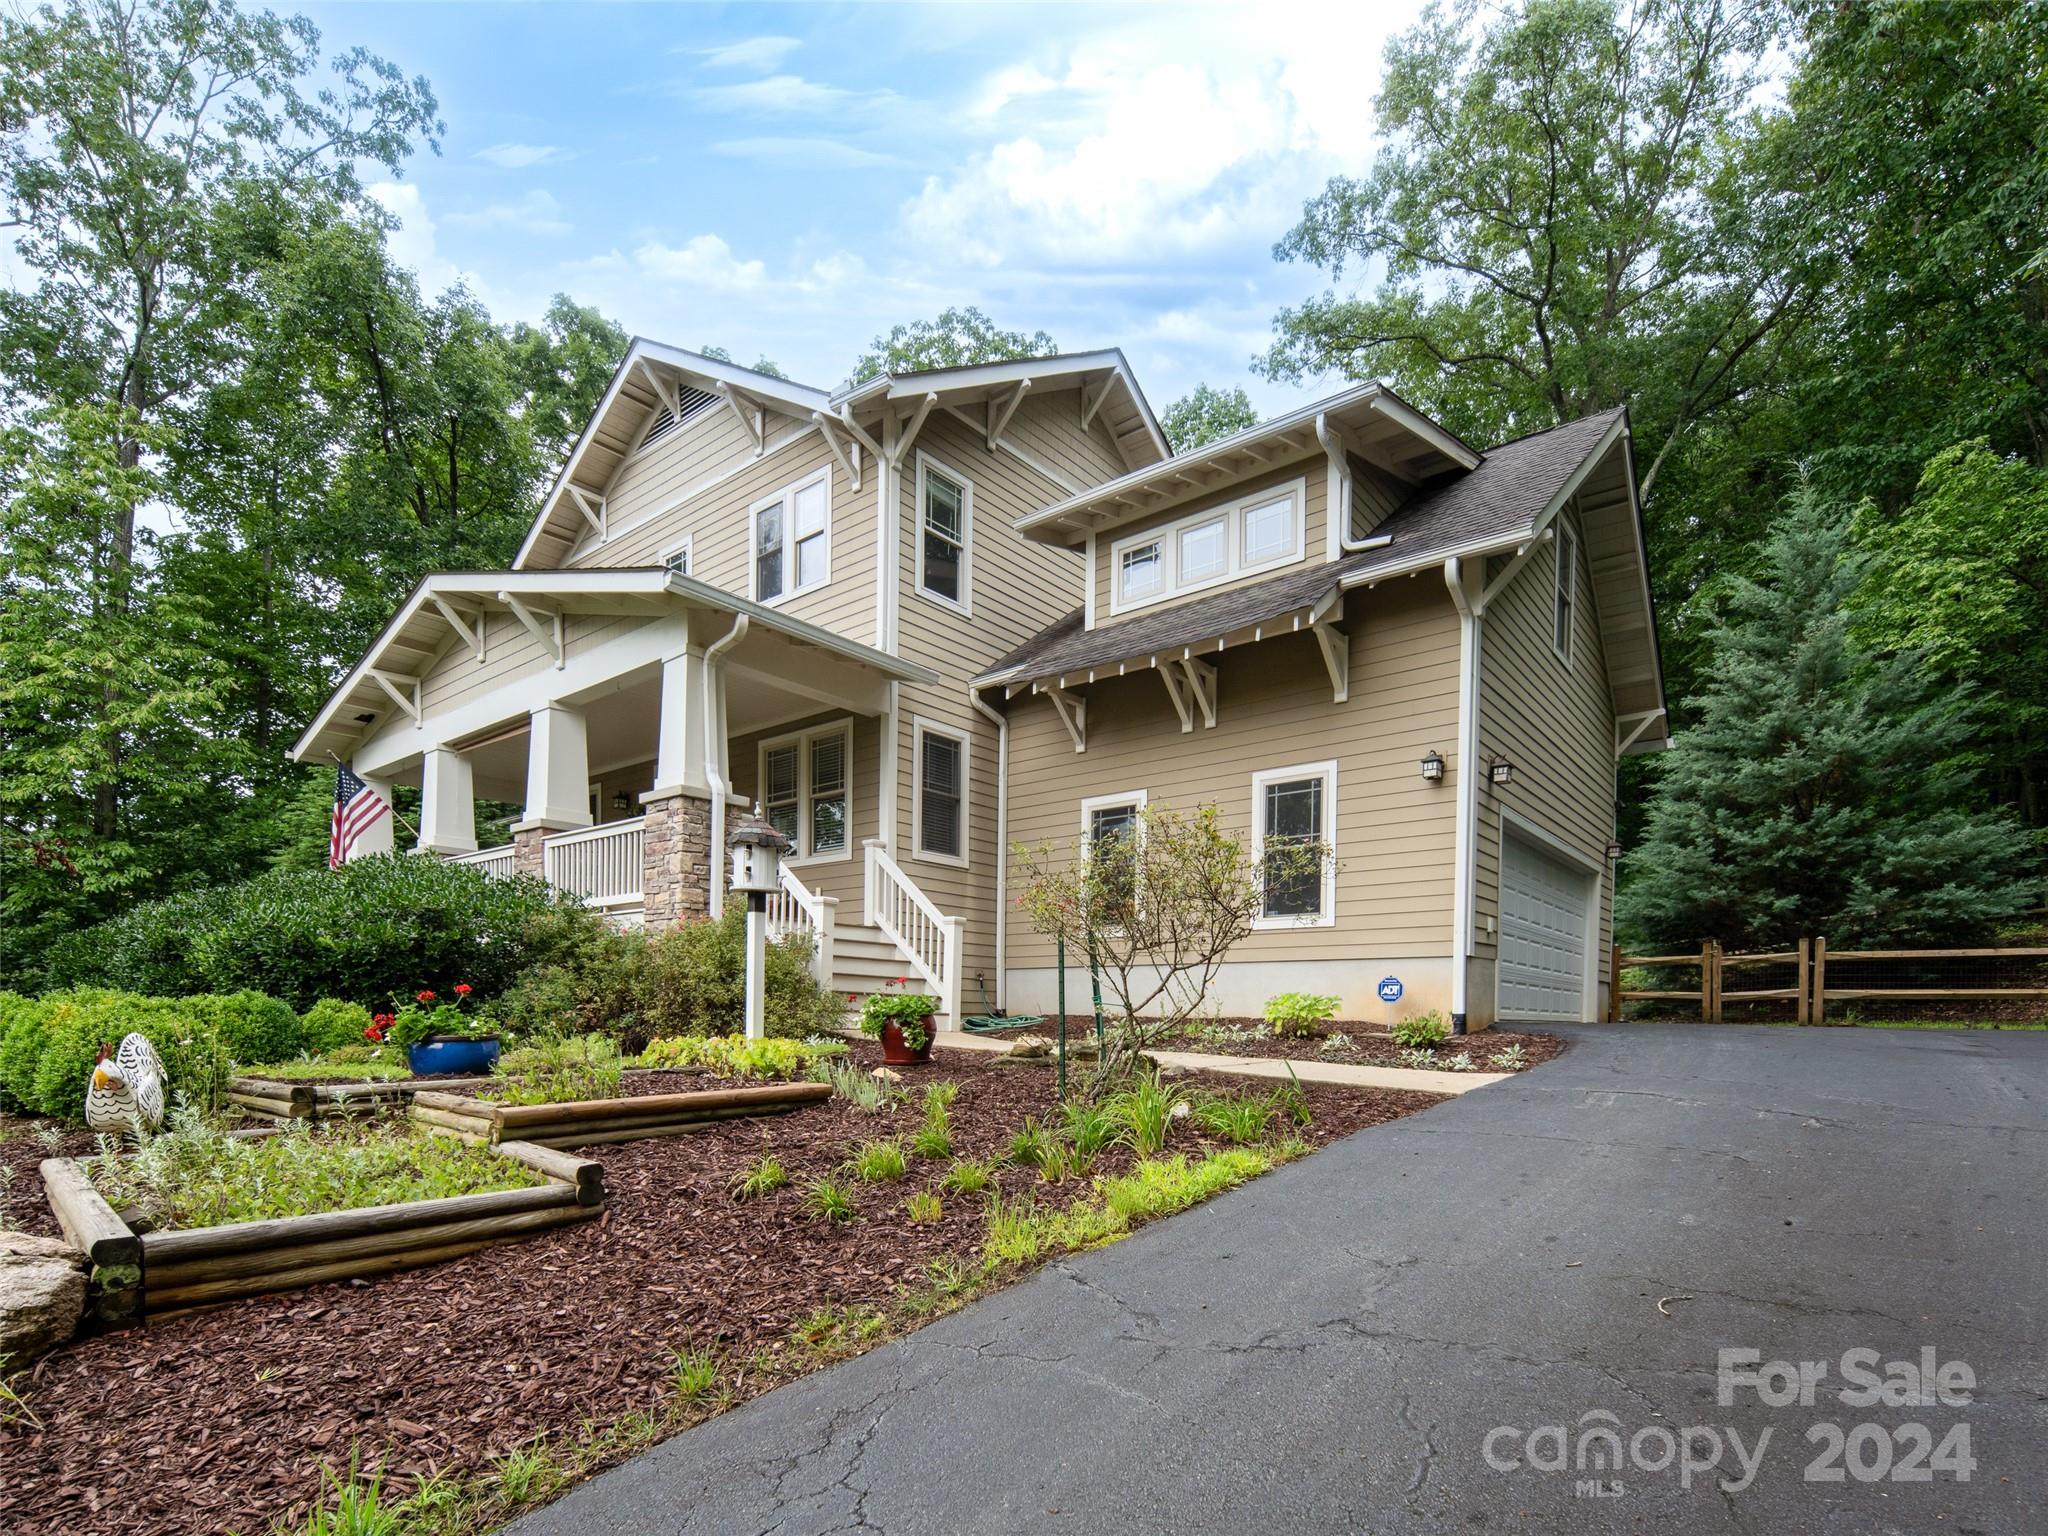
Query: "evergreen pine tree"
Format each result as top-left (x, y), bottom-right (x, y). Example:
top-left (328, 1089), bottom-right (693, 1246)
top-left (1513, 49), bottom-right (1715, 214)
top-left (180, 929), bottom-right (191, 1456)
top-left (1616, 485), bottom-right (2042, 949)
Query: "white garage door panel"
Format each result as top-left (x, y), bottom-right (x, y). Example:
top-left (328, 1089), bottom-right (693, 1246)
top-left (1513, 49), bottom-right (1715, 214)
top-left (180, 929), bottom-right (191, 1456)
top-left (1499, 830), bottom-right (1590, 1022)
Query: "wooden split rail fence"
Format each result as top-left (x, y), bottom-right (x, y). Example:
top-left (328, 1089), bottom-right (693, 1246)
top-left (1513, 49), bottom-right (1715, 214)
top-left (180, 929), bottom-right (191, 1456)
top-left (1609, 940), bottom-right (2048, 1023)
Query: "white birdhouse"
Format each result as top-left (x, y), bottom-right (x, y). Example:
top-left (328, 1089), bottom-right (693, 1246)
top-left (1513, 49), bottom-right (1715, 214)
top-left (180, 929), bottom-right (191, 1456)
top-left (728, 806), bottom-right (791, 895)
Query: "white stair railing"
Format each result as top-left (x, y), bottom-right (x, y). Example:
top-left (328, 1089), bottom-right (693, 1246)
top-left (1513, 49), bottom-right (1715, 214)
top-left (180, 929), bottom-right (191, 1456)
top-left (543, 817), bottom-right (645, 909)
top-left (445, 844), bottom-right (516, 879)
top-left (862, 839), bottom-right (963, 1027)
top-left (765, 863), bottom-right (837, 987)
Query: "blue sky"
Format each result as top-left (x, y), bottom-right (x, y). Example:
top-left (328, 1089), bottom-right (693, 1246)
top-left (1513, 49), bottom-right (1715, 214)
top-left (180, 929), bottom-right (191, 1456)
top-left (305, 0), bottom-right (1406, 417)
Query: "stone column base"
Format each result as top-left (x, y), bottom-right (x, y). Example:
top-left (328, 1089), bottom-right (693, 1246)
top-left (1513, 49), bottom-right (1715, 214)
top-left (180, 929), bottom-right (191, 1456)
top-left (511, 826), bottom-right (548, 879)
top-left (642, 789), bottom-right (713, 933)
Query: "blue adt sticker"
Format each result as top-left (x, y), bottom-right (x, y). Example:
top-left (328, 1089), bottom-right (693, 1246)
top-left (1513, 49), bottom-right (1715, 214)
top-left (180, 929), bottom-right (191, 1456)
top-left (1377, 976), bottom-right (1404, 1004)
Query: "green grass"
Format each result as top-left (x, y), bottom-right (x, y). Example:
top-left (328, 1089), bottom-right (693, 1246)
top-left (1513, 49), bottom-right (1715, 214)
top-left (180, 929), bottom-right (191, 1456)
top-left (1005, 1116), bottom-right (1058, 1167)
top-left (905, 1189), bottom-right (943, 1223)
top-left (1106, 1076), bottom-right (1180, 1155)
top-left (801, 1175), bottom-right (858, 1222)
top-left (1191, 1093), bottom-right (1275, 1145)
top-left (729, 1156), bottom-right (789, 1201)
top-left (667, 1348), bottom-right (720, 1401)
top-left (940, 1156), bottom-right (996, 1196)
top-left (88, 1118), bottom-right (543, 1232)
top-left (846, 1139), bottom-right (908, 1182)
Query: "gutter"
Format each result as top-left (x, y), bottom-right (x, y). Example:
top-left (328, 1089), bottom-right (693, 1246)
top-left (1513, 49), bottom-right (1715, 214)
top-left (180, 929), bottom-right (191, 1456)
top-left (1316, 412), bottom-right (1396, 558)
top-left (969, 685), bottom-right (1010, 1009)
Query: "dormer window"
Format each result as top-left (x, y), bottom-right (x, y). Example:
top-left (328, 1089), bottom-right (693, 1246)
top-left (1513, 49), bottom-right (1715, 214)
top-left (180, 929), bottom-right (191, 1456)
top-left (1109, 478), bottom-right (1306, 615)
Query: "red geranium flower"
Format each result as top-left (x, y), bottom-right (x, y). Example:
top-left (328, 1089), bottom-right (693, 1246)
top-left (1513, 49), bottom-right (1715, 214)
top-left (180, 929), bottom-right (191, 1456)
top-left (453, 983), bottom-right (472, 996)
top-left (372, 1012), bottom-right (395, 1027)
top-left (364, 1023), bottom-right (386, 1043)
top-left (416, 989), bottom-right (436, 1003)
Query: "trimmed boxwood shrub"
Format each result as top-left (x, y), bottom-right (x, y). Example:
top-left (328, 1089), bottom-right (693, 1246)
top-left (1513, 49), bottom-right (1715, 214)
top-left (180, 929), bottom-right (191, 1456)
top-left (299, 998), bottom-right (375, 1054)
top-left (44, 854), bottom-right (604, 1010)
top-left (0, 991), bottom-right (49, 1111)
top-left (25, 989), bottom-right (241, 1120)
top-left (186, 991), bottom-right (302, 1065)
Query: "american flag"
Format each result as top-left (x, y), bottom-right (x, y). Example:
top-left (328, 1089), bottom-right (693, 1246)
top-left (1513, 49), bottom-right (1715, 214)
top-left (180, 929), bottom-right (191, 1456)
top-left (330, 763), bottom-right (391, 868)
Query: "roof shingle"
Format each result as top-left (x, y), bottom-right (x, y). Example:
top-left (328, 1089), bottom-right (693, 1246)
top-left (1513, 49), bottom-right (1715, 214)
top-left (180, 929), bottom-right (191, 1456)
top-left (979, 406), bottom-right (1626, 686)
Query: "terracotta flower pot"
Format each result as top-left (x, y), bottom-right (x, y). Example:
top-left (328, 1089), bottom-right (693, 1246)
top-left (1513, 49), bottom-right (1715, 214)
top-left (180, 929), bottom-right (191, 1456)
top-left (879, 1019), bottom-right (934, 1065)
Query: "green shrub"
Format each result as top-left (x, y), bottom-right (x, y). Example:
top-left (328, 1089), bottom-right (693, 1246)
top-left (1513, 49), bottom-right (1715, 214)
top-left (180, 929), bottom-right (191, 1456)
top-left (1391, 1011), bottom-right (1450, 1050)
top-left (492, 923), bottom-right (659, 1050)
top-left (299, 998), bottom-right (376, 1054)
top-left (44, 854), bottom-right (600, 1010)
top-left (186, 991), bottom-right (301, 1065)
top-left (0, 994), bottom-right (51, 1111)
top-left (1264, 991), bottom-right (1341, 1037)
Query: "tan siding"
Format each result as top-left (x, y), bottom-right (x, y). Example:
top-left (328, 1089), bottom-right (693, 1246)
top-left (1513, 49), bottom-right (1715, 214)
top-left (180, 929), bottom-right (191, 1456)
top-left (1002, 579), bottom-right (1462, 970)
top-left (1347, 454), bottom-right (1406, 540)
top-left (1474, 500), bottom-right (1618, 988)
top-left (1089, 454), bottom-right (1328, 624)
top-left (728, 711), bottom-right (882, 915)
top-left (590, 430), bottom-right (879, 649)
top-left (999, 387), bottom-right (1128, 489)
top-left (561, 404), bottom-right (760, 566)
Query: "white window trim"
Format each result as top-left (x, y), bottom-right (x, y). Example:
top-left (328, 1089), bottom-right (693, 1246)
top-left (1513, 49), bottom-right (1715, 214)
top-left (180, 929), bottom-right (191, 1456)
top-left (1251, 759), bottom-right (1338, 929)
top-left (748, 466), bottom-right (832, 607)
top-left (757, 718), bottom-right (854, 866)
top-left (1078, 788), bottom-right (1148, 841)
top-left (1552, 514), bottom-right (1577, 669)
top-left (914, 450), bottom-right (973, 616)
top-left (910, 715), bottom-right (971, 869)
top-left (660, 534), bottom-right (693, 578)
top-left (1108, 477), bottom-right (1307, 616)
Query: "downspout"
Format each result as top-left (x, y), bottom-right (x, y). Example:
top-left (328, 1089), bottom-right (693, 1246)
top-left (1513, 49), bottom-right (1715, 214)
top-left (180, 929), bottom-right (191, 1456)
top-left (703, 612), bottom-right (749, 920)
top-left (1317, 412), bottom-right (1395, 557)
top-left (1444, 558), bottom-right (1480, 1036)
top-left (969, 684), bottom-right (1009, 1010)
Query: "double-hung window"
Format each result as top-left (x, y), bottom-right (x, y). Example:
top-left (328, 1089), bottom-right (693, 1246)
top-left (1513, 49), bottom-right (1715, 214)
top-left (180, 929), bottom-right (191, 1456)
top-left (1552, 517), bottom-right (1577, 667)
top-left (913, 718), bottom-right (969, 867)
top-left (1081, 790), bottom-right (1147, 913)
top-left (752, 470), bottom-right (830, 603)
top-left (759, 721), bottom-right (853, 864)
top-left (1252, 761), bottom-right (1336, 926)
top-left (917, 455), bottom-right (971, 610)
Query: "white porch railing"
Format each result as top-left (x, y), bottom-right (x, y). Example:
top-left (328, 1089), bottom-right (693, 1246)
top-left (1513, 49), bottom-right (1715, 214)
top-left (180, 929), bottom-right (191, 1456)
top-left (445, 844), bottom-right (516, 879)
top-left (543, 817), bottom-right (645, 909)
top-left (765, 864), bottom-right (838, 987)
top-left (863, 839), bottom-right (963, 1027)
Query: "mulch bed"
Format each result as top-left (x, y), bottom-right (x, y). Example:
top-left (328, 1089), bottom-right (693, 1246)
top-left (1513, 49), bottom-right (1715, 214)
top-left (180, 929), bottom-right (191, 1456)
top-left (0, 1118), bottom-right (101, 1242)
top-left (1005, 1016), bottom-right (1566, 1071)
top-left (1, 1046), bottom-right (1445, 1536)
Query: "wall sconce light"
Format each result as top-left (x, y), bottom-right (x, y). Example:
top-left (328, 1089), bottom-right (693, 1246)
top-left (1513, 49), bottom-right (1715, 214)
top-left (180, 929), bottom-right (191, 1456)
top-left (610, 790), bottom-right (632, 812)
top-left (1488, 757), bottom-right (1515, 788)
top-left (1605, 840), bottom-right (1623, 861)
top-left (1420, 750), bottom-right (1445, 784)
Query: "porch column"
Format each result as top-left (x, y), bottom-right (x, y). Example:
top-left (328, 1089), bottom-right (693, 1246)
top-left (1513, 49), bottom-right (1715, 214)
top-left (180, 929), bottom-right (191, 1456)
top-left (514, 704), bottom-right (590, 879)
top-left (416, 747), bottom-right (477, 855)
top-left (642, 645), bottom-right (715, 933)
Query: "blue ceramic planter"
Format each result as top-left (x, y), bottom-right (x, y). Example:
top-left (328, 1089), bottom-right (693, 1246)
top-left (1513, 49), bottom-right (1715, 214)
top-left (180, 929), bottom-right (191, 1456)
top-left (407, 1036), bottom-right (500, 1076)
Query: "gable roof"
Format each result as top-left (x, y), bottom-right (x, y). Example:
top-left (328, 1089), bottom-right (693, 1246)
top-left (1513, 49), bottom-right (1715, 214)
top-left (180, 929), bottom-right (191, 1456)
top-left (977, 404), bottom-right (1666, 751)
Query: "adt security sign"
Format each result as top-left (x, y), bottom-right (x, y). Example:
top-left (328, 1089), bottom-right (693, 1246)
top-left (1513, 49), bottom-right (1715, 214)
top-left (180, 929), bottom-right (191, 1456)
top-left (1377, 976), bottom-right (1404, 1004)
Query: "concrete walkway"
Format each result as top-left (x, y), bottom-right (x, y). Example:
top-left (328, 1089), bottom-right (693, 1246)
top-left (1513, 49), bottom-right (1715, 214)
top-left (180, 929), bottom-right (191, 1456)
top-left (515, 1022), bottom-right (2047, 1534)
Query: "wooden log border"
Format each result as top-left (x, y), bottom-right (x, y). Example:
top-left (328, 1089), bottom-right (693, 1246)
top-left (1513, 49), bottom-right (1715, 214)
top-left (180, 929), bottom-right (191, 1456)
top-left (408, 1080), bottom-right (831, 1149)
top-left (40, 1137), bottom-right (605, 1323)
top-left (226, 1075), bottom-right (493, 1122)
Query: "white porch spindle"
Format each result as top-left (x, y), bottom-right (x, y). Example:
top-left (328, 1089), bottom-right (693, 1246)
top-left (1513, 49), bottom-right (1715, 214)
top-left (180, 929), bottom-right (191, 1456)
top-left (542, 818), bottom-right (646, 908)
top-left (445, 844), bottom-right (516, 879)
top-left (862, 839), bottom-right (964, 1028)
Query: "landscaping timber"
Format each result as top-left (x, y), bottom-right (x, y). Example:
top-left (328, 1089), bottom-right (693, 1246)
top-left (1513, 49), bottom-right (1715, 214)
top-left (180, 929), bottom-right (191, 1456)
top-left (226, 1075), bottom-right (491, 1122)
top-left (39, 1157), bottom-right (142, 1326)
top-left (410, 1080), bottom-right (831, 1149)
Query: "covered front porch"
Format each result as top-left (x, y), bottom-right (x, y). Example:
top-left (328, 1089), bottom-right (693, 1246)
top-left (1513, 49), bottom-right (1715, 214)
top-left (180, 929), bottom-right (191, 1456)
top-left (294, 571), bottom-right (964, 1021)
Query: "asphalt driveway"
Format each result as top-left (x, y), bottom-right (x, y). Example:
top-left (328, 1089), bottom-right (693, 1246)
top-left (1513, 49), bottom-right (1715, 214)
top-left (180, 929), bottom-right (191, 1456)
top-left (511, 1023), bottom-right (2047, 1534)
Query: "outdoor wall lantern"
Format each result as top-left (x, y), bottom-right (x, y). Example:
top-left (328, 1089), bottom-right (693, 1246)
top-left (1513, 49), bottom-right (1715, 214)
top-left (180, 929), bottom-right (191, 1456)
top-left (610, 789), bottom-right (632, 812)
top-left (728, 806), bottom-right (792, 1040)
top-left (1420, 750), bottom-right (1446, 784)
top-left (1489, 757), bottom-right (1516, 788)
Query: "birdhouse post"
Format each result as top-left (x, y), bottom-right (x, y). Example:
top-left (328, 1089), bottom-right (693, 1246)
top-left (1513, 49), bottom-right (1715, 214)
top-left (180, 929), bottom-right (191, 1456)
top-left (727, 806), bottom-right (791, 1041)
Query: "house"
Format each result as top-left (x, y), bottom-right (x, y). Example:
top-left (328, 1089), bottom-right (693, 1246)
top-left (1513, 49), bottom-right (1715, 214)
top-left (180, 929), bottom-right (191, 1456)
top-left (292, 340), bottom-right (1666, 1032)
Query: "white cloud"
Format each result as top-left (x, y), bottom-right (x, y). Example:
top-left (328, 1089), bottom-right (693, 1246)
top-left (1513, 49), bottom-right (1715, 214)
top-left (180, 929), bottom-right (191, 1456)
top-left (474, 143), bottom-right (574, 169)
top-left (902, 6), bottom-right (1394, 268)
top-left (689, 35), bottom-right (802, 72)
top-left (369, 181), bottom-right (464, 293)
top-left (622, 234), bottom-right (770, 292)
top-left (710, 137), bottom-right (905, 170)
top-left (445, 189), bottom-right (572, 236)
top-left (685, 73), bottom-right (895, 119)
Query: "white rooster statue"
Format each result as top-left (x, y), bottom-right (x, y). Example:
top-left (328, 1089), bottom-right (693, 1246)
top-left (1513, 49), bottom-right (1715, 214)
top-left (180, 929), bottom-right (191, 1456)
top-left (85, 1034), bottom-right (166, 1140)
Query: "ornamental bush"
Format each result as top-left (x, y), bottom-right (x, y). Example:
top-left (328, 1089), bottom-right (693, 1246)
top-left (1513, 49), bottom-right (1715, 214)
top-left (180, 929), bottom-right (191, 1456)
top-left (1391, 1011), bottom-right (1450, 1050)
top-left (0, 992), bottom-right (49, 1111)
top-left (23, 989), bottom-right (246, 1120)
top-left (43, 854), bottom-right (603, 1010)
top-left (186, 990), bottom-right (301, 1065)
top-left (299, 998), bottom-right (375, 1054)
top-left (1263, 992), bottom-right (1341, 1038)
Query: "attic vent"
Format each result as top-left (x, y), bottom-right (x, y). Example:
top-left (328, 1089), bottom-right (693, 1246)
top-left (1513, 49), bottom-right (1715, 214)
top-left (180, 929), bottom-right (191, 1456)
top-left (640, 384), bottom-right (718, 451)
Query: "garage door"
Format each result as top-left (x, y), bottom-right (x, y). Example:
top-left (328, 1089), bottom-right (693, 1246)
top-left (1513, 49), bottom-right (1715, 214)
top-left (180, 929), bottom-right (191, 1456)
top-left (1498, 829), bottom-right (1592, 1022)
